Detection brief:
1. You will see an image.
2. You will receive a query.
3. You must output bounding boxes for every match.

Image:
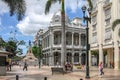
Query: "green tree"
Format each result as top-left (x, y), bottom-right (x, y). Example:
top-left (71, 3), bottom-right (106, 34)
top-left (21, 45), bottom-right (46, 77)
top-left (91, 50), bottom-right (98, 55)
top-left (45, 0), bottom-right (92, 66)
top-left (32, 46), bottom-right (42, 58)
top-left (5, 38), bottom-right (25, 57)
top-left (112, 19), bottom-right (120, 37)
top-left (0, 36), bottom-right (6, 47)
top-left (2, 0), bottom-right (26, 20)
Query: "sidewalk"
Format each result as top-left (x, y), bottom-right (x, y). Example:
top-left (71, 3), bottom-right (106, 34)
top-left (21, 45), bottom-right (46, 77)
top-left (0, 66), bottom-right (120, 80)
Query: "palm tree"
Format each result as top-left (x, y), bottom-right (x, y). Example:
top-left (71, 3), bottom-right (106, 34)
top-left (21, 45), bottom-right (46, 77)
top-left (2, 0), bottom-right (26, 20)
top-left (45, 0), bottom-right (92, 67)
top-left (112, 19), bottom-right (120, 37)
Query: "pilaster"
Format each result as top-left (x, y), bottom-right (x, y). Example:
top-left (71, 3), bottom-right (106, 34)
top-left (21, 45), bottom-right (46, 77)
top-left (99, 44), bottom-right (103, 64)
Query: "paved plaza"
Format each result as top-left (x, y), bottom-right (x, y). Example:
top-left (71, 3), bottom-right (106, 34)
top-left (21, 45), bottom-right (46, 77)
top-left (0, 66), bottom-right (120, 80)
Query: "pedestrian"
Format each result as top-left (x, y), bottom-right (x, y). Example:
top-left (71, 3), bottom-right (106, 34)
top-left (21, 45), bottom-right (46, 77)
top-left (9, 61), bottom-right (12, 71)
top-left (23, 60), bottom-right (28, 71)
top-left (99, 62), bottom-right (104, 76)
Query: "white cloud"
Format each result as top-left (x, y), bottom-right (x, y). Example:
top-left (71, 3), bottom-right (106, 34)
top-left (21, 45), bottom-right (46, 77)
top-left (17, 0), bottom-right (61, 36)
top-left (17, 0), bottom-right (87, 36)
top-left (0, 1), bottom-right (9, 28)
top-left (0, 0), bottom-right (9, 15)
top-left (65, 0), bottom-right (87, 13)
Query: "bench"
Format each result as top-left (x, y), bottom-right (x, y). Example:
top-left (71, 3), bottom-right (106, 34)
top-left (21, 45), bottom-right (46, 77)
top-left (51, 67), bottom-right (64, 75)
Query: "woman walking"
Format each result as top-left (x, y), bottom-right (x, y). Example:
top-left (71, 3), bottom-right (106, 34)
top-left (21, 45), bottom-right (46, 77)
top-left (99, 62), bottom-right (104, 76)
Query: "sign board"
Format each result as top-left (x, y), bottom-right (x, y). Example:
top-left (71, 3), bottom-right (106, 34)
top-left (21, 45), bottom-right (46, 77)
top-left (0, 56), bottom-right (6, 66)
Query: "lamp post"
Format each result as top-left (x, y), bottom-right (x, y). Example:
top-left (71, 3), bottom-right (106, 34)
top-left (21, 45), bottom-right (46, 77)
top-left (82, 5), bottom-right (91, 79)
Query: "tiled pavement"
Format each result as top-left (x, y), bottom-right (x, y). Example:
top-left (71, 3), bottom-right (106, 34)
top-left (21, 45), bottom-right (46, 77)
top-left (0, 66), bottom-right (120, 80)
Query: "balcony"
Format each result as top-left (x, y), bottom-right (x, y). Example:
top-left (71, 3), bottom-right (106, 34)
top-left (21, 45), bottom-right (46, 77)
top-left (103, 0), bottom-right (112, 8)
top-left (92, 6), bottom-right (97, 14)
top-left (53, 44), bottom-right (61, 48)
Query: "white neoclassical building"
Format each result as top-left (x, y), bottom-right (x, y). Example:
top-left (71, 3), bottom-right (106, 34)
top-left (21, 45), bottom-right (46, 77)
top-left (89, 0), bottom-right (120, 70)
top-left (34, 11), bottom-right (87, 66)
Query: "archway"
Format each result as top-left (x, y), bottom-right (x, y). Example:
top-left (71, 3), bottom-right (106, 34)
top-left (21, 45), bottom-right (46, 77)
top-left (81, 53), bottom-right (86, 65)
top-left (53, 52), bottom-right (61, 66)
top-left (74, 53), bottom-right (79, 64)
top-left (66, 32), bottom-right (72, 45)
top-left (54, 31), bottom-right (61, 45)
top-left (66, 52), bottom-right (72, 63)
top-left (91, 50), bottom-right (99, 66)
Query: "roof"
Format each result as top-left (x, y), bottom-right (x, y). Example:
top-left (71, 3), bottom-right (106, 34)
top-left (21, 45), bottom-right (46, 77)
top-left (0, 50), bottom-right (12, 55)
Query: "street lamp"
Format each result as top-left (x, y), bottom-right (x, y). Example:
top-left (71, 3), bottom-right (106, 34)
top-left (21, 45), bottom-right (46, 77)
top-left (82, 5), bottom-right (91, 79)
top-left (38, 40), bottom-right (42, 69)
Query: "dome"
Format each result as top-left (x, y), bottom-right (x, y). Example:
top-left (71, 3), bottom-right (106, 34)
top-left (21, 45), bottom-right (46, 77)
top-left (50, 10), bottom-right (71, 25)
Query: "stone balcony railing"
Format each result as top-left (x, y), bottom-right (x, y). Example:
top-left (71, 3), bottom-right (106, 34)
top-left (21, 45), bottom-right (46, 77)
top-left (103, 0), bottom-right (112, 7)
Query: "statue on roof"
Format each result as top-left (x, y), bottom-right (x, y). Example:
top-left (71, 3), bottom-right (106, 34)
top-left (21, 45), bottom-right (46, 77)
top-left (29, 40), bottom-right (31, 47)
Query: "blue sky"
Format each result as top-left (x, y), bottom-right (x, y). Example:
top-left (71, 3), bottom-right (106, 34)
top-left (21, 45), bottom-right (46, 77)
top-left (0, 0), bottom-right (87, 55)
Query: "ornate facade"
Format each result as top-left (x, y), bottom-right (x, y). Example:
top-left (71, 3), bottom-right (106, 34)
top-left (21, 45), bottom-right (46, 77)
top-left (89, 0), bottom-right (120, 70)
top-left (34, 11), bottom-right (86, 66)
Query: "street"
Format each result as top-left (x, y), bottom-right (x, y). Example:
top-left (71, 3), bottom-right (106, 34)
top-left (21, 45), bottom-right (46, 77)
top-left (0, 65), bottom-right (120, 80)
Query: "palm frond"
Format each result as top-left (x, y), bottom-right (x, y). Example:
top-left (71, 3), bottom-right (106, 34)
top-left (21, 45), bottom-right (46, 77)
top-left (112, 19), bottom-right (120, 31)
top-left (87, 0), bottom-right (93, 9)
top-left (45, 0), bottom-right (61, 14)
top-left (3, 0), bottom-right (26, 20)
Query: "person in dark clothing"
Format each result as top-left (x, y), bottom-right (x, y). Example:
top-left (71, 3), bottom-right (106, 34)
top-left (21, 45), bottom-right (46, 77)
top-left (23, 60), bottom-right (28, 71)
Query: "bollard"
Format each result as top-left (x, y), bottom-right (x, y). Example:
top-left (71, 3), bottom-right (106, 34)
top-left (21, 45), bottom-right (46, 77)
top-left (16, 75), bottom-right (19, 80)
top-left (44, 77), bottom-right (47, 80)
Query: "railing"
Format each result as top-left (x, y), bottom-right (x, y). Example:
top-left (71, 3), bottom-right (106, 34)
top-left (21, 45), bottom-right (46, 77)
top-left (104, 0), bottom-right (111, 5)
top-left (92, 7), bottom-right (97, 13)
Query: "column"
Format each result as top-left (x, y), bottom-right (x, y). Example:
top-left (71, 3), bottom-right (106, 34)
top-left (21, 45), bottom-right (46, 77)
top-left (72, 53), bottom-right (74, 64)
top-left (99, 44), bottom-right (103, 64)
top-left (48, 53), bottom-right (51, 66)
top-left (113, 24), bottom-right (120, 70)
top-left (47, 36), bottom-right (48, 47)
top-left (79, 33), bottom-right (81, 47)
top-left (114, 41), bottom-right (120, 70)
top-left (50, 30), bottom-right (54, 66)
top-left (72, 32), bottom-right (74, 46)
top-left (79, 54), bottom-right (81, 64)
top-left (45, 38), bottom-right (46, 48)
top-left (72, 32), bottom-right (74, 64)
top-left (107, 49), bottom-right (111, 68)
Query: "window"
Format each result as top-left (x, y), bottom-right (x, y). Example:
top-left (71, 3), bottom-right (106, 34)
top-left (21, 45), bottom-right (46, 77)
top-left (54, 15), bottom-right (60, 22)
top-left (92, 15), bottom-right (97, 25)
top-left (104, 0), bottom-right (111, 5)
top-left (92, 32), bottom-right (97, 43)
top-left (105, 8), bottom-right (111, 26)
top-left (105, 18), bottom-right (110, 26)
top-left (92, 0), bottom-right (97, 7)
top-left (92, 24), bottom-right (96, 31)
top-left (105, 8), bottom-right (111, 19)
top-left (104, 27), bottom-right (112, 41)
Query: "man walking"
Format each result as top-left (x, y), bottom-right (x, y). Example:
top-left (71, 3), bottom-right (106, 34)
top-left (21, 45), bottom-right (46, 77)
top-left (23, 60), bottom-right (28, 71)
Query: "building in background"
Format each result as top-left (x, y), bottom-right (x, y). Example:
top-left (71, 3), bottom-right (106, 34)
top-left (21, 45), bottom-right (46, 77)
top-left (34, 11), bottom-right (86, 66)
top-left (89, 0), bottom-right (120, 70)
